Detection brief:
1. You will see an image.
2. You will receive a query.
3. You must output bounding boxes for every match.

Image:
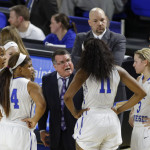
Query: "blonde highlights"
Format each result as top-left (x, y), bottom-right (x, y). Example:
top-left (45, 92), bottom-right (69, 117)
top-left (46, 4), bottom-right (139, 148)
top-left (135, 48), bottom-right (150, 62)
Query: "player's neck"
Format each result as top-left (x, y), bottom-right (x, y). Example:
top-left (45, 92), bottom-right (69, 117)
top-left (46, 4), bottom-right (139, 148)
top-left (142, 71), bottom-right (150, 82)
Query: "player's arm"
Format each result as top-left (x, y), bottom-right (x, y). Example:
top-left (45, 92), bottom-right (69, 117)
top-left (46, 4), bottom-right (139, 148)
top-left (128, 76), bottom-right (141, 127)
top-left (23, 81), bottom-right (46, 128)
top-left (116, 66), bottom-right (146, 114)
top-left (0, 110), bottom-right (2, 121)
top-left (64, 69), bottom-right (90, 119)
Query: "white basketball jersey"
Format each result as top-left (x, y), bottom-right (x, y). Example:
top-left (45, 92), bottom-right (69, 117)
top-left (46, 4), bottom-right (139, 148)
top-left (134, 75), bottom-right (150, 126)
top-left (1, 77), bottom-right (35, 125)
top-left (82, 67), bottom-right (120, 109)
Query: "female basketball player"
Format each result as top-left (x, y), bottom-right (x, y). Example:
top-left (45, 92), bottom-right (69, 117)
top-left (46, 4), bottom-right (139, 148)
top-left (3, 41), bottom-right (19, 67)
top-left (129, 48), bottom-right (150, 150)
top-left (0, 46), bottom-right (6, 120)
top-left (0, 52), bottom-right (46, 150)
top-left (0, 46), bottom-right (6, 70)
top-left (0, 41), bottom-right (19, 71)
top-left (64, 38), bottom-right (146, 150)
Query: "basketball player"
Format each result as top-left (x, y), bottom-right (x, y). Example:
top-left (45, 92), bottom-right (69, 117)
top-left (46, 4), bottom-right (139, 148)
top-left (3, 41), bottom-right (35, 81)
top-left (64, 38), bottom-right (146, 150)
top-left (0, 46), bottom-right (6, 120)
top-left (3, 41), bottom-right (19, 67)
top-left (0, 52), bottom-right (46, 150)
top-left (129, 48), bottom-right (150, 150)
top-left (0, 46), bottom-right (6, 70)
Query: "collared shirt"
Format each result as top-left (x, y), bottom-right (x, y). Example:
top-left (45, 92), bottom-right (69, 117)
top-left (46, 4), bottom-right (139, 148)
top-left (92, 28), bottom-right (106, 39)
top-left (40, 72), bottom-right (70, 133)
top-left (57, 72), bottom-right (69, 97)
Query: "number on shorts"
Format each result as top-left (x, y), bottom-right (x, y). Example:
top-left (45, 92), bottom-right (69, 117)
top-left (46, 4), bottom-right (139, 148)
top-left (100, 78), bottom-right (111, 93)
top-left (11, 89), bottom-right (19, 109)
top-left (137, 101), bottom-right (141, 113)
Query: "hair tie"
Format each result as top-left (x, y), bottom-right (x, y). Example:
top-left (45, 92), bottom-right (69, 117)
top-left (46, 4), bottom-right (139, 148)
top-left (7, 67), bottom-right (13, 74)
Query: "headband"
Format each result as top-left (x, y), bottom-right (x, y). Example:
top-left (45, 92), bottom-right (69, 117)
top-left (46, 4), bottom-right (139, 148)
top-left (12, 53), bottom-right (27, 70)
top-left (4, 41), bottom-right (18, 51)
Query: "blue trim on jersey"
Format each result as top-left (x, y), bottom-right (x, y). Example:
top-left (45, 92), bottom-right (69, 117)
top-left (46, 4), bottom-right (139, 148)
top-left (30, 132), bottom-right (32, 150)
top-left (79, 115), bottom-right (84, 135)
top-left (113, 100), bottom-right (128, 107)
top-left (78, 111), bottom-right (88, 136)
top-left (13, 77), bottom-right (25, 79)
top-left (142, 75), bottom-right (150, 81)
top-left (76, 120), bottom-right (78, 129)
top-left (83, 99), bottom-right (85, 104)
top-left (30, 101), bottom-right (34, 118)
top-left (85, 111), bottom-right (87, 115)
top-left (30, 101), bottom-right (34, 150)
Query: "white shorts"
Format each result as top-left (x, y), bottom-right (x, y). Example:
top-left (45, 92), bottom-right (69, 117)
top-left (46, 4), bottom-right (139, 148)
top-left (131, 126), bottom-right (150, 150)
top-left (0, 121), bottom-right (37, 150)
top-left (73, 108), bottom-right (122, 150)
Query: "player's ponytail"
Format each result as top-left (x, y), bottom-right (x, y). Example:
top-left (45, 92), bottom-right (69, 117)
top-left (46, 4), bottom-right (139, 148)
top-left (0, 52), bottom-right (27, 117)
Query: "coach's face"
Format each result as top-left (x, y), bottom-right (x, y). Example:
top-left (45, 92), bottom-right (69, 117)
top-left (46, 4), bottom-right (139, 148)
top-left (88, 9), bottom-right (107, 36)
top-left (53, 54), bottom-right (74, 78)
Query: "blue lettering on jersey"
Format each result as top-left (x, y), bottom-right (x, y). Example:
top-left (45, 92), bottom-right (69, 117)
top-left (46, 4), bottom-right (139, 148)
top-left (11, 89), bottom-right (19, 109)
top-left (134, 115), bottom-right (148, 122)
top-left (137, 101), bottom-right (141, 113)
top-left (100, 78), bottom-right (111, 93)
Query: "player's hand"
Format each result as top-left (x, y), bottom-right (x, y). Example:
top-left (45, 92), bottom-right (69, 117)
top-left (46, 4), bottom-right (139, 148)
top-left (73, 108), bottom-right (90, 119)
top-left (111, 107), bottom-right (118, 114)
top-left (143, 118), bottom-right (150, 128)
top-left (22, 118), bottom-right (37, 129)
top-left (128, 116), bottom-right (134, 127)
top-left (128, 109), bottom-right (134, 127)
top-left (40, 131), bottom-right (50, 147)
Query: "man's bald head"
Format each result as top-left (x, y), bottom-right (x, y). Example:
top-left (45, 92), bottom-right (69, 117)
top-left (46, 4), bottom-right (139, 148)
top-left (89, 8), bottom-right (105, 19)
top-left (88, 7), bottom-right (107, 36)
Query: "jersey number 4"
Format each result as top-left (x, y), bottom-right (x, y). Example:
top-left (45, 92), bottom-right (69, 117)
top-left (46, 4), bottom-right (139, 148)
top-left (100, 78), bottom-right (111, 93)
top-left (11, 89), bottom-right (19, 109)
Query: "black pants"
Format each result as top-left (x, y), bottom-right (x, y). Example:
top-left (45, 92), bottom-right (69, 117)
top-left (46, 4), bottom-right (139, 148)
top-left (51, 129), bottom-right (75, 150)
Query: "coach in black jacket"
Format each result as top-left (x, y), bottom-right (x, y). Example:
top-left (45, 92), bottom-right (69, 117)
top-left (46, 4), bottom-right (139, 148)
top-left (38, 49), bottom-right (83, 150)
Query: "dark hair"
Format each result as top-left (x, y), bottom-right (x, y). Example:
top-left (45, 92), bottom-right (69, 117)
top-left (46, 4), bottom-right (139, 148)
top-left (0, 52), bottom-right (31, 117)
top-left (53, 13), bottom-right (77, 33)
top-left (78, 38), bottom-right (114, 80)
top-left (9, 5), bottom-right (30, 21)
top-left (52, 49), bottom-right (70, 64)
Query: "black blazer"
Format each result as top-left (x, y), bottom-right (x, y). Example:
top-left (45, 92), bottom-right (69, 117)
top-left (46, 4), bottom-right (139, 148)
top-left (38, 71), bottom-right (83, 149)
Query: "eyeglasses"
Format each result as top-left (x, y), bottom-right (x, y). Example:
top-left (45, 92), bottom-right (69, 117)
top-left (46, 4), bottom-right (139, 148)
top-left (55, 58), bottom-right (71, 66)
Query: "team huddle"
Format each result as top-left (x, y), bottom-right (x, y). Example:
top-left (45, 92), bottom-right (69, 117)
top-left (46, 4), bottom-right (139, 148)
top-left (0, 38), bottom-right (150, 150)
